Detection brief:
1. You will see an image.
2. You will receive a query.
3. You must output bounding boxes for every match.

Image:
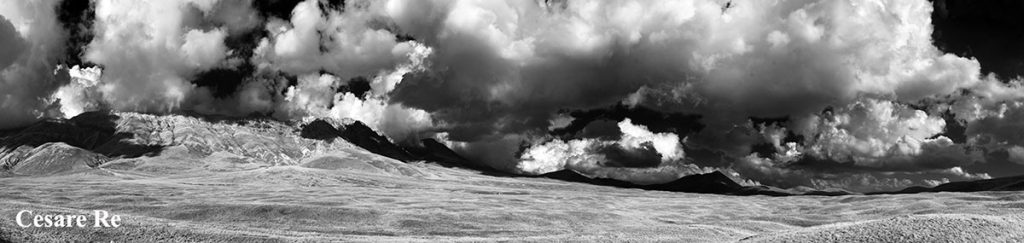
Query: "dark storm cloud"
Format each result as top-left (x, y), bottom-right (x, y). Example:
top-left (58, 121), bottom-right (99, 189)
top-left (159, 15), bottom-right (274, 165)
top-left (0, 15), bottom-right (27, 69)
top-left (54, 0), bottom-right (94, 66)
top-left (0, 0), bottom-right (68, 129)
top-left (378, 0), bottom-right (989, 188)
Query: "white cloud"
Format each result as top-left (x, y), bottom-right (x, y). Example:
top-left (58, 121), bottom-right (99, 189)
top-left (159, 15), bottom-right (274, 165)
top-left (85, 0), bottom-right (238, 112)
top-left (254, 0), bottom-right (414, 79)
top-left (516, 118), bottom-right (693, 184)
top-left (966, 102), bottom-right (1024, 152)
top-left (274, 40), bottom-right (435, 143)
top-left (182, 29), bottom-right (229, 69)
top-left (618, 119), bottom-right (685, 161)
top-left (53, 65), bottom-right (103, 118)
top-left (795, 98), bottom-right (957, 168)
top-left (518, 138), bottom-right (596, 175)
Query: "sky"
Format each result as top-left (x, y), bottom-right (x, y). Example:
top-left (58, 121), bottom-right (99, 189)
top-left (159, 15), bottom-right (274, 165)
top-left (2, 0), bottom-right (1024, 192)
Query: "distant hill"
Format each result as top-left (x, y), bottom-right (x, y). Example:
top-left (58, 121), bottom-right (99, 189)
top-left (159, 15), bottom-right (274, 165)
top-left (540, 169), bottom-right (799, 196)
top-left (872, 175), bottom-right (1024, 194)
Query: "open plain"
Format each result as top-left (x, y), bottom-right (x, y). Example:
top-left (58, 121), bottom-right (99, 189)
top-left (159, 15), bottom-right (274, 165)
top-left (3, 155), bottom-right (1024, 242)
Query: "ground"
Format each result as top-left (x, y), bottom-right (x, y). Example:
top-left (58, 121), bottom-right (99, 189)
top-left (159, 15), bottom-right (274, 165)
top-left (2, 158), bottom-right (1024, 242)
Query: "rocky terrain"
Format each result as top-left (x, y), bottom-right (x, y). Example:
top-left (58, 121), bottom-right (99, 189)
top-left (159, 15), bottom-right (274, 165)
top-left (2, 112), bottom-right (1024, 242)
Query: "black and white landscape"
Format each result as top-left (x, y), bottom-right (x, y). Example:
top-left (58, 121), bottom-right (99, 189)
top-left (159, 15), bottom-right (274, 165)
top-left (3, 0), bottom-right (1024, 242)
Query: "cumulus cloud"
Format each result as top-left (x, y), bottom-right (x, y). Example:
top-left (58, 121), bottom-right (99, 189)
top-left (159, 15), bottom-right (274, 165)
top-left (617, 119), bottom-right (686, 162)
top-left (726, 97), bottom-right (990, 190)
top-left (517, 119), bottom-right (698, 184)
top-left (10, 0), bottom-right (1024, 191)
top-left (401, 1), bottom-right (974, 119)
top-left (357, 0), bottom-right (1005, 190)
top-left (53, 65), bottom-right (103, 117)
top-left (273, 41), bottom-right (435, 142)
top-left (58, 0), bottom-right (436, 143)
top-left (84, 0), bottom-right (239, 112)
top-left (253, 0), bottom-right (414, 78)
top-left (793, 98), bottom-right (976, 170)
top-left (277, 73), bottom-right (433, 141)
top-left (383, 0), bottom-right (983, 175)
top-left (964, 101), bottom-right (1024, 148)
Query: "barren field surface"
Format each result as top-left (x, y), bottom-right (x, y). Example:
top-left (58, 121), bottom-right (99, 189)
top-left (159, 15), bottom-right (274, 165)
top-left (3, 155), bottom-right (1024, 242)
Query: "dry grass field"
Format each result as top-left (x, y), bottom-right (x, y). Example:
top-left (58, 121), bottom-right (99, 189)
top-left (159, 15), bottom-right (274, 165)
top-left (3, 154), bottom-right (1024, 242)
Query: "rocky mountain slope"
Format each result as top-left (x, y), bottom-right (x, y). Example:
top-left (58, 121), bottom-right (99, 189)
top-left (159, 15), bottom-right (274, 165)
top-left (0, 111), bottom-right (409, 177)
